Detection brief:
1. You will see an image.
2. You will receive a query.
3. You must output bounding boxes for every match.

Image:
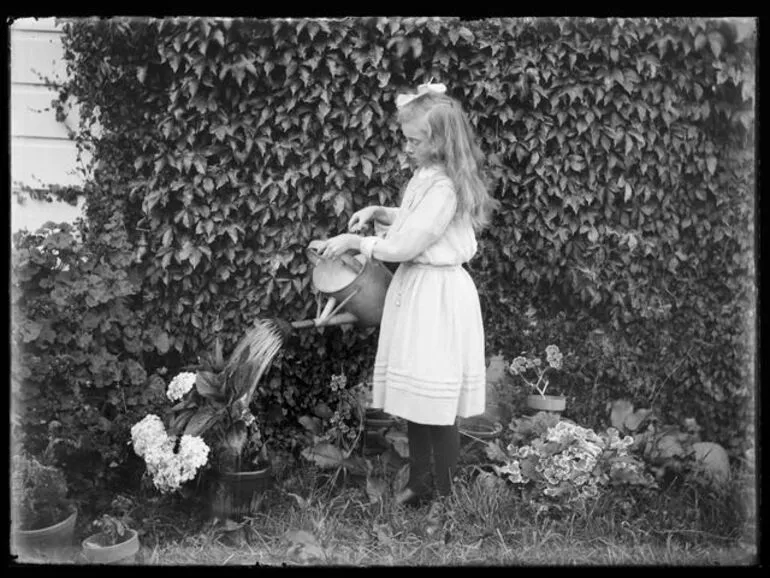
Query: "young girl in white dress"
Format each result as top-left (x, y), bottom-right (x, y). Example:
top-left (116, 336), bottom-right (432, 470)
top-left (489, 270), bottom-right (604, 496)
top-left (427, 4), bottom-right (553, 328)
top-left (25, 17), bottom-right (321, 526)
top-left (313, 82), bottom-right (499, 507)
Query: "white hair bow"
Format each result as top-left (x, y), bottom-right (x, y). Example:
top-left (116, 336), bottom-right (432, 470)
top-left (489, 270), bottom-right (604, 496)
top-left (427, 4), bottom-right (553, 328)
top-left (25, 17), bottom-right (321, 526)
top-left (395, 81), bottom-right (447, 109)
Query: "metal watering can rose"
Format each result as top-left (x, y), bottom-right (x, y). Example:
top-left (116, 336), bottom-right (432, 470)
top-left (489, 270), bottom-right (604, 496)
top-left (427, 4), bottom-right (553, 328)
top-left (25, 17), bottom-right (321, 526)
top-left (287, 240), bottom-right (393, 330)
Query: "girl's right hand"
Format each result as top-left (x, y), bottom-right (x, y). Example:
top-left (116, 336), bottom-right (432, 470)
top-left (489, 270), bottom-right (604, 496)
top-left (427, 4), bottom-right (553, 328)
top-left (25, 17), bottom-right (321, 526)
top-left (348, 206), bottom-right (378, 233)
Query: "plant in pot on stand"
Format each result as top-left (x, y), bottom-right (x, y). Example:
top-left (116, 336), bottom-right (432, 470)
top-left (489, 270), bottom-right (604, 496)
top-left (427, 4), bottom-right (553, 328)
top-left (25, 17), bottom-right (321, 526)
top-left (81, 496), bottom-right (140, 564)
top-left (11, 448), bottom-right (78, 562)
top-left (509, 345), bottom-right (567, 414)
top-left (130, 320), bottom-right (284, 520)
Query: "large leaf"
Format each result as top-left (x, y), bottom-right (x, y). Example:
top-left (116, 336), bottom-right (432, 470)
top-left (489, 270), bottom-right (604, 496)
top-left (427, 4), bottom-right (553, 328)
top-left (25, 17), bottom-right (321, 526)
top-left (301, 442), bottom-right (346, 469)
top-left (484, 440), bottom-right (509, 463)
top-left (298, 415), bottom-right (323, 436)
top-left (607, 399), bottom-right (635, 432)
top-left (195, 371), bottom-right (224, 400)
top-left (384, 430), bottom-right (409, 458)
top-left (183, 405), bottom-right (223, 437)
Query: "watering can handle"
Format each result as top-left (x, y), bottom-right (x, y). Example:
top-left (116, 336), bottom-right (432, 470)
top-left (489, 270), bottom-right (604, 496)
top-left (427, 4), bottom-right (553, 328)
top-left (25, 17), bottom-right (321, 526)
top-left (306, 242), bottom-right (364, 274)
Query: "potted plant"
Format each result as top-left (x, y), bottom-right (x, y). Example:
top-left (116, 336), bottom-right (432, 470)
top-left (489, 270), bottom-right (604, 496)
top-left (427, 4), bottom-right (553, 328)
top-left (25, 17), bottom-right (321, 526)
top-left (130, 320), bottom-right (284, 517)
top-left (11, 448), bottom-right (78, 562)
top-left (485, 413), bottom-right (657, 506)
top-left (509, 345), bottom-right (567, 413)
top-left (81, 496), bottom-right (140, 564)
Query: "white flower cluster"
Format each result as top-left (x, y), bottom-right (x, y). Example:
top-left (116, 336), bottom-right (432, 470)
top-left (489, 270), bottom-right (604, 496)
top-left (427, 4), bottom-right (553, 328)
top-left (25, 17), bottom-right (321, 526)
top-left (130, 414), bottom-right (210, 493)
top-left (131, 414), bottom-right (168, 457)
top-left (166, 372), bottom-right (197, 402)
top-left (545, 345), bottom-right (563, 370)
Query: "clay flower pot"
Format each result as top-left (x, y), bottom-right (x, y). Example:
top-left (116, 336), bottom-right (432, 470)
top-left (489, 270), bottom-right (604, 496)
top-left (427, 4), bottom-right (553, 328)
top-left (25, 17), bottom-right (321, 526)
top-left (82, 529), bottom-right (140, 564)
top-left (526, 394), bottom-right (566, 413)
top-left (212, 463), bottom-right (273, 519)
top-left (458, 416), bottom-right (503, 442)
top-left (13, 506), bottom-right (77, 562)
top-left (365, 408), bottom-right (396, 430)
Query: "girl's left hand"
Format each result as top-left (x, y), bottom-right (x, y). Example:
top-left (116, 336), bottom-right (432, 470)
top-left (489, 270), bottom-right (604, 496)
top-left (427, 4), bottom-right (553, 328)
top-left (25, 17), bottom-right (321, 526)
top-left (313, 234), bottom-right (361, 260)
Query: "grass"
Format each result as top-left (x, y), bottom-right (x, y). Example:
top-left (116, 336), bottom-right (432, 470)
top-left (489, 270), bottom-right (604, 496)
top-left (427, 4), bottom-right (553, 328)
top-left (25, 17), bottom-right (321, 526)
top-left (87, 457), bottom-right (758, 566)
top-left (12, 447), bottom-right (757, 566)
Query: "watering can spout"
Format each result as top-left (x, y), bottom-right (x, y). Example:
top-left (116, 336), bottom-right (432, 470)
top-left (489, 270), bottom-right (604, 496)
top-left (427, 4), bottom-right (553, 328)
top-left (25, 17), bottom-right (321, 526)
top-left (283, 242), bottom-right (393, 333)
top-left (290, 311), bottom-right (359, 330)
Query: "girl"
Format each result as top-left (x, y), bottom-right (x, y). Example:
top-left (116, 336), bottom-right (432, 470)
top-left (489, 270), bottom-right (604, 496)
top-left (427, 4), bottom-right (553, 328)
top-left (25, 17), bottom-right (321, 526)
top-left (312, 82), bottom-right (499, 509)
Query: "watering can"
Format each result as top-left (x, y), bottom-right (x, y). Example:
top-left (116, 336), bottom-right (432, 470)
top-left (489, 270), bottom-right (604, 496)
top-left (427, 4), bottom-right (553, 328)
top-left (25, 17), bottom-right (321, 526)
top-left (287, 240), bottom-right (393, 330)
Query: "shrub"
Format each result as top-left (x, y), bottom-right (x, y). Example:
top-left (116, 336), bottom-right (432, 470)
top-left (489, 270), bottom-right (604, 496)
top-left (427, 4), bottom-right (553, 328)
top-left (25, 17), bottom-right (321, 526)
top-left (14, 17), bottom-right (753, 470)
top-left (12, 451), bottom-right (74, 530)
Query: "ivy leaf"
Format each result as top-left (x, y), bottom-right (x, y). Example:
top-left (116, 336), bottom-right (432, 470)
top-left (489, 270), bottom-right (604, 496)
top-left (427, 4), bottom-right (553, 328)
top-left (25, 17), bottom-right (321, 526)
top-left (155, 331), bottom-right (171, 354)
top-left (706, 156), bottom-right (717, 175)
top-left (333, 195), bottom-right (346, 216)
top-left (708, 31), bottom-right (724, 58)
top-left (361, 157), bottom-right (373, 179)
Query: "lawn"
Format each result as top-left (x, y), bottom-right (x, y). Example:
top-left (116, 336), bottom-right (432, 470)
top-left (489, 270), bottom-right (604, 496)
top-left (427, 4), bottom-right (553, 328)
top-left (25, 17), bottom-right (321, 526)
top-left (14, 454), bottom-right (757, 567)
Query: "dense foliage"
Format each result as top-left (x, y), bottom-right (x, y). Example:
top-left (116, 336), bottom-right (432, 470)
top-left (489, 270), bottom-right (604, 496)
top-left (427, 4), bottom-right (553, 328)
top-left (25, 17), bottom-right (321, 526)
top-left (12, 17), bottom-right (755, 489)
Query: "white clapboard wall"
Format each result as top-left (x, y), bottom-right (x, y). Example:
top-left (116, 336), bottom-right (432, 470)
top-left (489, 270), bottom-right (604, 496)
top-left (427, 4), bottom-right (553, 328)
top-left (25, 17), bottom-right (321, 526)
top-left (10, 17), bottom-right (88, 233)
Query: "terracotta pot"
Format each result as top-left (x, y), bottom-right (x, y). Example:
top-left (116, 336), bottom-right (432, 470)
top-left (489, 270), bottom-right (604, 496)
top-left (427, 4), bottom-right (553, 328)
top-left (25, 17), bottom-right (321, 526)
top-left (13, 507), bottom-right (77, 562)
top-left (458, 417), bottom-right (503, 441)
top-left (212, 464), bottom-right (272, 520)
top-left (82, 529), bottom-right (140, 564)
top-left (365, 408), bottom-right (395, 430)
top-left (527, 394), bottom-right (566, 412)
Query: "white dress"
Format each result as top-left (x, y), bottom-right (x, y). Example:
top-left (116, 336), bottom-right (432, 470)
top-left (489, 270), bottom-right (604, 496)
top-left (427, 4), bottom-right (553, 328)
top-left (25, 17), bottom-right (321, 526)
top-left (368, 165), bottom-right (486, 425)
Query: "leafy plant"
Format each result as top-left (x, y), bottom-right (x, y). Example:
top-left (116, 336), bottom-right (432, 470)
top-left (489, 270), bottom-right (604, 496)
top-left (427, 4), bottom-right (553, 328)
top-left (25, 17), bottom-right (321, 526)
top-left (131, 319), bottom-right (285, 492)
top-left (12, 448), bottom-right (74, 531)
top-left (486, 413), bottom-right (657, 505)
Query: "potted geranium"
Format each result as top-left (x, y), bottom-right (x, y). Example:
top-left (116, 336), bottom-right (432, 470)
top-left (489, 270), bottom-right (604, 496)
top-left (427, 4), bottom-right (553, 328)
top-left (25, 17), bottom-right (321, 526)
top-left (509, 345), bottom-right (567, 413)
top-left (81, 496), bottom-right (140, 564)
top-left (11, 449), bottom-right (78, 562)
top-left (485, 413), bottom-right (657, 505)
top-left (130, 319), bottom-right (284, 517)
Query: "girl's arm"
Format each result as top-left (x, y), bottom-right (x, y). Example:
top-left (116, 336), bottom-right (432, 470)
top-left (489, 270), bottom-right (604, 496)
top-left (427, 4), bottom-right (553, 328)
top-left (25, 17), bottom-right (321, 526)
top-left (361, 183), bottom-right (457, 263)
top-left (372, 206), bottom-right (399, 226)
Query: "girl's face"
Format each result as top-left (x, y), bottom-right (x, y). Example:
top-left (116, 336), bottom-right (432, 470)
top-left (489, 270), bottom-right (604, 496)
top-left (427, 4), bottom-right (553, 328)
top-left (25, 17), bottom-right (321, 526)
top-left (401, 120), bottom-right (430, 167)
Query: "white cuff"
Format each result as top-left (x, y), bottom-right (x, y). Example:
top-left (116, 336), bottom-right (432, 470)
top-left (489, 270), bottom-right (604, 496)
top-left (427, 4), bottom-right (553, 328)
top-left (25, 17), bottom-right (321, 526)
top-left (359, 236), bottom-right (379, 260)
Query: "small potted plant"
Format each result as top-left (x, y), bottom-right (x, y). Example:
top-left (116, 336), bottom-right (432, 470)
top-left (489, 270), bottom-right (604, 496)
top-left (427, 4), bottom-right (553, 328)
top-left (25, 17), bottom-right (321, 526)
top-left (130, 321), bottom-right (285, 518)
top-left (11, 449), bottom-right (78, 562)
top-left (509, 345), bottom-right (567, 413)
top-left (81, 496), bottom-right (140, 564)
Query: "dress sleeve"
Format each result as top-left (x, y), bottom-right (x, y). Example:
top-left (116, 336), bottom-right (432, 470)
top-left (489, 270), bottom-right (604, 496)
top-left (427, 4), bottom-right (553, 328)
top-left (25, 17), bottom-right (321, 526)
top-left (365, 178), bottom-right (457, 263)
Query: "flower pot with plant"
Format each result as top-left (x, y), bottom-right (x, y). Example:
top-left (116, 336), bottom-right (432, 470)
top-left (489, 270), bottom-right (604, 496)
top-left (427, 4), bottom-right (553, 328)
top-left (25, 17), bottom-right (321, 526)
top-left (82, 496), bottom-right (140, 564)
top-left (11, 448), bottom-right (77, 562)
top-left (509, 345), bottom-right (567, 413)
top-left (130, 320), bottom-right (284, 516)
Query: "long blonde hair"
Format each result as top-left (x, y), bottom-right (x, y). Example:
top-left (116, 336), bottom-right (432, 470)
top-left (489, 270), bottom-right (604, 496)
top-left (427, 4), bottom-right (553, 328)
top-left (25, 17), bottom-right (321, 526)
top-left (397, 92), bottom-right (500, 231)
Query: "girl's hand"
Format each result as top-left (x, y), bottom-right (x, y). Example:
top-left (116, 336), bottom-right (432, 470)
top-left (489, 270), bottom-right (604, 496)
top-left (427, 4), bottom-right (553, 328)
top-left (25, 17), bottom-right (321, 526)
top-left (311, 234), bottom-right (361, 260)
top-left (348, 206), bottom-right (378, 233)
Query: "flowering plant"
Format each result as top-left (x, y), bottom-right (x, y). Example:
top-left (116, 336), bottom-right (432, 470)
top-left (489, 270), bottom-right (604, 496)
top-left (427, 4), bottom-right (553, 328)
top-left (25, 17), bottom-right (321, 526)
top-left (508, 344), bottom-right (564, 397)
top-left (131, 320), bottom-right (284, 493)
top-left (87, 496), bottom-right (136, 547)
top-left (486, 412), bottom-right (657, 504)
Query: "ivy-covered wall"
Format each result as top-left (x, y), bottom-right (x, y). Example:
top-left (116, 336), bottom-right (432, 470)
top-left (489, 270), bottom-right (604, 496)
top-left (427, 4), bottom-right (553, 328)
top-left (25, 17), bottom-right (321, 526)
top-left (13, 17), bottom-right (755, 468)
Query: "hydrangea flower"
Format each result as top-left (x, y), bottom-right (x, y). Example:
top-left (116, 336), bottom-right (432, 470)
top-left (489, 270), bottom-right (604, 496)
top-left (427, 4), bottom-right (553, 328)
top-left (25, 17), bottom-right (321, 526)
top-left (130, 414), bottom-right (168, 458)
top-left (131, 415), bottom-right (210, 493)
top-left (166, 371), bottom-right (197, 401)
